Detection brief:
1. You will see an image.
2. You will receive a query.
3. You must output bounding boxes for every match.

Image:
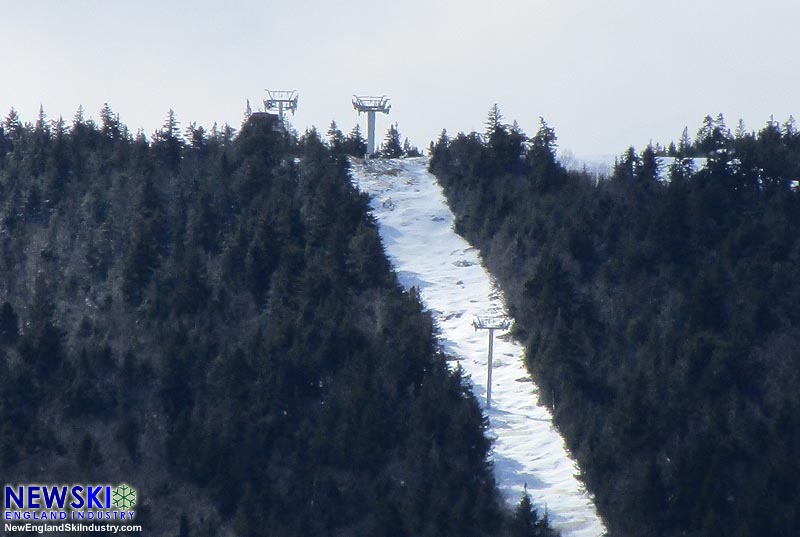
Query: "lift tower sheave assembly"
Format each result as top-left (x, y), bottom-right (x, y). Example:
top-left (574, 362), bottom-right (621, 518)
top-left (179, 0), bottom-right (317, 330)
top-left (473, 316), bottom-right (511, 409)
top-left (265, 89), bottom-right (299, 124)
top-left (352, 95), bottom-right (391, 156)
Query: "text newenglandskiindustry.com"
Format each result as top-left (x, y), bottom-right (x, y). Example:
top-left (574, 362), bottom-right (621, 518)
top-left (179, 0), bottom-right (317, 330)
top-left (5, 522), bottom-right (142, 533)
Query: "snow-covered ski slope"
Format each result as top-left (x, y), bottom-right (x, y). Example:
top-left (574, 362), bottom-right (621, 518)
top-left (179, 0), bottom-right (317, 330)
top-left (351, 157), bottom-right (606, 537)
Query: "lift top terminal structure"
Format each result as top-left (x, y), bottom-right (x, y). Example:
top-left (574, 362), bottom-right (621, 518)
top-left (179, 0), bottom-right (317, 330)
top-left (352, 95), bottom-right (391, 157)
top-left (473, 316), bottom-right (511, 409)
top-left (265, 89), bottom-right (298, 124)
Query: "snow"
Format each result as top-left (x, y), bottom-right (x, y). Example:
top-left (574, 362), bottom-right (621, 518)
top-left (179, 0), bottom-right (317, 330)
top-left (351, 157), bottom-right (607, 537)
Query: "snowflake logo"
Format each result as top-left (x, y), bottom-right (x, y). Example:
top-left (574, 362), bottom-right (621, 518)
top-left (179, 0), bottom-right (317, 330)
top-left (112, 484), bottom-right (137, 509)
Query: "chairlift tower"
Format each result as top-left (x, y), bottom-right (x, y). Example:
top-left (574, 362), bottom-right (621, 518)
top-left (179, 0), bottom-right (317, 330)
top-left (352, 95), bottom-right (391, 156)
top-left (265, 89), bottom-right (298, 124)
top-left (473, 315), bottom-right (511, 409)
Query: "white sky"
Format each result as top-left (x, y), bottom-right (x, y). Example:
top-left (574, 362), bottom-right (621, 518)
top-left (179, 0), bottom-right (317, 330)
top-left (2, 0), bottom-right (798, 156)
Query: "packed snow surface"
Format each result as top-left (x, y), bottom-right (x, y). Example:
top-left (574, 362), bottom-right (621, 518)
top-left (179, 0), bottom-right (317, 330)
top-left (351, 157), bottom-right (606, 537)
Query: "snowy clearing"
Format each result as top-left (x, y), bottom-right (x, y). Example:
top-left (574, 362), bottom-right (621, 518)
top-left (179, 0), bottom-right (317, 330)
top-left (351, 157), bottom-right (606, 537)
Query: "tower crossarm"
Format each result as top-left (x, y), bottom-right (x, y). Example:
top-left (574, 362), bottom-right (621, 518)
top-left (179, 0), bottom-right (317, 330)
top-left (472, 316), bottom-right (511, 331)
top-left (264, 89), bottom-right (299, 115)
top-left (352, 95), bottom-right (391, 114)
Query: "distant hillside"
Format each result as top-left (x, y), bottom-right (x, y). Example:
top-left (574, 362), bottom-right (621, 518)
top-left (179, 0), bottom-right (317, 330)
top-left (430, 111), bottom-right (800, 537)
top-left (0, 107), bottom-right (556, 536)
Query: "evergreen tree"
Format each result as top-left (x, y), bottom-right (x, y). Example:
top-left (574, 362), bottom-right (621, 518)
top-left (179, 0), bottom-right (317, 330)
top-left (158, 109), bottom-right (181, 141)
top-left (509, 489), bottom-right (559, 537)
top-left (345, 124), bottom-right (367, 157)
top-left (381, 123), bottom-right (403, 158)
top-left (783, 115), bottom-right (797, 138)
top-left (696, 113), bottom-right (730, 154)
top-left (735, 118), bottom-right (748, 139)
top-left (638, 144), bottom-right (660, 181)
top-left (73, 105), bottom-right (85, 127)
top-left (530, 117), bottom-right (557, 161)
top-left (678, 126), bottom-right (692, 156)
top-left (667, 141), bottom-right (678, 156)
top-left (402, 137), bottom-right (421, 157)
top-left (34, 104), bottom-right (48, 135)
top-left (509, 491), bottom-right (540, 537)
top-left (53, 116), bottom-right (67, 140)
top-left (4, 108), bottom-right (21, 137)
top-left (100, 102), bottom-right (120, 140)
top-left (485, 103), bottom-right (504, 137)
top-left (327, 120), bottom-right (346, 153)
top-left (154, 109), bottom-right (183, 170)
top-left (185, 122), bottom-right (207, 151)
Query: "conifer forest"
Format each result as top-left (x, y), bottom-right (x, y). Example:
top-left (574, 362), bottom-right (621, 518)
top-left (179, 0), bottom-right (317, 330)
top-left (2, 99), bottom-right (800, 537)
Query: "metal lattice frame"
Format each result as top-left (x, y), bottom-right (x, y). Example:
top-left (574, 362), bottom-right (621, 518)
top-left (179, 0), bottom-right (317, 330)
top-left (351, 95), bottom-right (391, 114)
top-left (264, 89), bottom-right (299, 122)
top-left (472, 316), bottom-right (511, 331)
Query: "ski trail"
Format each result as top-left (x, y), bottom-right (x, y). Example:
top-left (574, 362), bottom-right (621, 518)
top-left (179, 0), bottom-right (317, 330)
top-left (351, 157), bottom-right (606, 537)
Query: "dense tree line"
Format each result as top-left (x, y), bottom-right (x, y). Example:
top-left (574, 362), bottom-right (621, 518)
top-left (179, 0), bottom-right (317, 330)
top-left (0, 106), bottom-right (555, 536)
top-left (377, 123), bottom-right (421, 158)
top-left (326, 120), bottom-right (421, 159)
top-left (430, 107), bottom-right (800, 537)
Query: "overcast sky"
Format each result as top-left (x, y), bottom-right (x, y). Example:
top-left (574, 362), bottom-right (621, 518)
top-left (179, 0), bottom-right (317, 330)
top-left (2, 1), bottom-right (798, 157)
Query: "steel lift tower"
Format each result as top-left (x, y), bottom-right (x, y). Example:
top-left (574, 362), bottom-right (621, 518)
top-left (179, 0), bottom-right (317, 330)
top-left (352, 95), bottom-right (391, 156)
top-left (264, 89), bottom-right (299, 124)
top-left (473, 315), bottom-right (511, 409)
